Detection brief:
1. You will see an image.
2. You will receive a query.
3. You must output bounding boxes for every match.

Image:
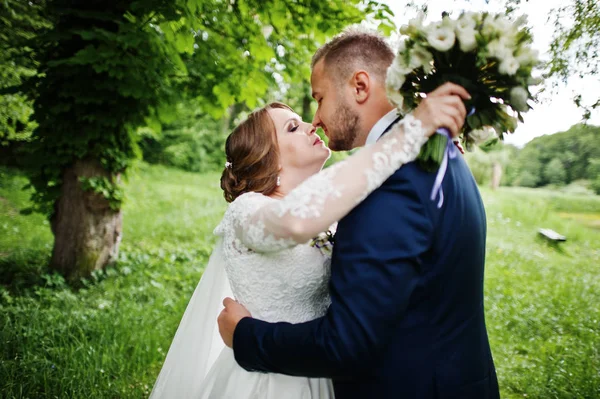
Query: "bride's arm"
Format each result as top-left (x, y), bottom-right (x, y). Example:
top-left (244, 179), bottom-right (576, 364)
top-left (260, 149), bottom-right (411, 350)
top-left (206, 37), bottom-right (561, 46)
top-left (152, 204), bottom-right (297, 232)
top-left (235, 83), bottom-right (470, 253)
top-left (235, 114), bottom-right (427, 252)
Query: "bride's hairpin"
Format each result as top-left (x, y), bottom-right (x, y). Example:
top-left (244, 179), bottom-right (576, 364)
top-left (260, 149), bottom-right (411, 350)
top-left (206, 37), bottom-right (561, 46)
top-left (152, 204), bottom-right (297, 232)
top-left (225, 161), bottom-right (233, 169)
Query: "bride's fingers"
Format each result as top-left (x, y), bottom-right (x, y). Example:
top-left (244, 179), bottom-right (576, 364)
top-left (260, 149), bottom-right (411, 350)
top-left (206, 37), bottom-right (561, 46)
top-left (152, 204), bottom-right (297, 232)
top-left (438, 95), bottom-right (467, 122)
top-left (445, 105), bottom-right (465, 136)
top-left (429, 82), bottom-right (471, 101)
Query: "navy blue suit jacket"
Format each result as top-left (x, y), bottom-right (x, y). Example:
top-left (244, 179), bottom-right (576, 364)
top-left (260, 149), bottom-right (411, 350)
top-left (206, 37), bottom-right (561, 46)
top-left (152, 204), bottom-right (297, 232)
top-left (233, 135), bottom-right (500, 398)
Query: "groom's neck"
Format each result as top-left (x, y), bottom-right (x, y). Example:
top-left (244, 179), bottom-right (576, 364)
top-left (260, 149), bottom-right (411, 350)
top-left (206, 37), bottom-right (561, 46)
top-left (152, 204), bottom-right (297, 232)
top-left (353, 102), bottom-right (396, 149)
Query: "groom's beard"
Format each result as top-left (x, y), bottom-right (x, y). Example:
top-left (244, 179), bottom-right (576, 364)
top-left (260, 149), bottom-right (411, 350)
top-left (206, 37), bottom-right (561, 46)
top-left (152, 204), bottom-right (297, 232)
top-left (327, 101), bottom-right (360, 151)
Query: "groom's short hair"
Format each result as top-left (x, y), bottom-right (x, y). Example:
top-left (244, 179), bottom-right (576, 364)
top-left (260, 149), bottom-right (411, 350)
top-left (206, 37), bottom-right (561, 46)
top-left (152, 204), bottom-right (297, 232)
top-left (311, 27), bottom-right (394, 85)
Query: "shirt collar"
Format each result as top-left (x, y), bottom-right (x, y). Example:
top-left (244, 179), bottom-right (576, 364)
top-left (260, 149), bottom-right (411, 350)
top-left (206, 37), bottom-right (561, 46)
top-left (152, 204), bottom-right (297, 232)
top-left (365, 109), bottom-right (400, 145)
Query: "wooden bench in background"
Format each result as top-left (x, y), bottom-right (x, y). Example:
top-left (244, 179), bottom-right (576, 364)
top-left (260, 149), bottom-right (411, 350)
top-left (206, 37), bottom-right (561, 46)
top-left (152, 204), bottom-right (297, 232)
top-left (538, 228), bottom-right (567, 242)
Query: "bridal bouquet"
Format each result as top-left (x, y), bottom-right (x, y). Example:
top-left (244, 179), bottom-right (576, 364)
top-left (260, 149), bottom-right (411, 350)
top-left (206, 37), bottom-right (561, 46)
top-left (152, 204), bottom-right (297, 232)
top-left (386, 12), bottom-right (542, 171)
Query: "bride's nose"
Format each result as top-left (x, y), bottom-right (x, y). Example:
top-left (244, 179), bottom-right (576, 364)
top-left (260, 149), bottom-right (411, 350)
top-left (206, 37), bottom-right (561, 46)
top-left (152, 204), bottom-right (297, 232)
top-left (305, 123), bottom-right (317, 136)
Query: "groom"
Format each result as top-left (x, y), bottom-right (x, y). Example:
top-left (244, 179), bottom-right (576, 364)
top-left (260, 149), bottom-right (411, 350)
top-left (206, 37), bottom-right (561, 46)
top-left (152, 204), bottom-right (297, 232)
top-left (218, 28), bottom-right (500, 399)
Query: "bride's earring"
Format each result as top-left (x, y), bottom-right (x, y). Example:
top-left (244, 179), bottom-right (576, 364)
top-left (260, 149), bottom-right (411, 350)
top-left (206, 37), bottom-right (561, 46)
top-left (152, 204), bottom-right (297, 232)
top-left (276, 176), bottom-right (281, 187)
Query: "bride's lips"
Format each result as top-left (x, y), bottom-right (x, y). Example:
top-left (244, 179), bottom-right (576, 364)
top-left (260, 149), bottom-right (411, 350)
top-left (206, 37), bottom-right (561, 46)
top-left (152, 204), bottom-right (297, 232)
top-left (313, 137), bottom-right (323, 146)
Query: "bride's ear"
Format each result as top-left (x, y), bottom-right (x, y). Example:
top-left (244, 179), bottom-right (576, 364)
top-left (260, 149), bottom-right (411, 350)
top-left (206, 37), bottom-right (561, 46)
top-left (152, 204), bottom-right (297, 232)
top-left (350, 70), bottom-right (370, 104)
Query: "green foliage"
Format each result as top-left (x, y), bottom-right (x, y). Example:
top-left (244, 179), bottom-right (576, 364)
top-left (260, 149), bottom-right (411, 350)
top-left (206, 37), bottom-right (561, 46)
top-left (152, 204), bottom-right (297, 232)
top-left (0, 0), bottom-right (49, 147)
top-left (465, 147), bottom-right (493, 185)
top-left (13, 0), bottom-right (394, 217)
top-left (513, 170), bottom-right (539, 188)
top-left (21, 0), bottom-right (199, 215)
top-left (507, 124), bottom-right (600, 188)
top-left (1, 164), bottom-right (600, 398)
top-left (590, 179), bottom-right (600, 196)
top-left (544, 158), bottom-right (567, 185)
top-left (138, 101), bottom-right (227, 172)
top-left (182, 0), bottom-right (394, 117)
top-left (79, 176), bottom-right (124, 210)
top-left (464, 142), bottom-right (516, 186)
top-left (548, 0), bottom-right (600, 120)
top-left (588, 159), bottom-right (600, 195)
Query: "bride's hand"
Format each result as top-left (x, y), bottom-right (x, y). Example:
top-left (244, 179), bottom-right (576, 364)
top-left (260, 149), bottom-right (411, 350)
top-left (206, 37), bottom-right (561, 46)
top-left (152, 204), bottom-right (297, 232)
top-left (412, 82), bottom-right (471, 138)
top-left (218, 297), bottom-right (252, 348)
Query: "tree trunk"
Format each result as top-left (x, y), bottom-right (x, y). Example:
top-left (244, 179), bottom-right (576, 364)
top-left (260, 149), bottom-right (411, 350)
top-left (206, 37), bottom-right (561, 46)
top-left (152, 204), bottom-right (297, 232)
top-left (491, 162), bottom-right (503, 190)
top-left (50, 159), bottom-right (122, 282)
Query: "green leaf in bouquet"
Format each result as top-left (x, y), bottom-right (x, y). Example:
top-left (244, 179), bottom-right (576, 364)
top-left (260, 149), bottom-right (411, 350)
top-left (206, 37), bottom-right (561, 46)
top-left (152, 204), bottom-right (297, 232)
top-left (417, 134), bottom-right (448, 173)
top-left (479, 110), bottom-right (492, 127)
top-left (467, 112), bottom-right (482, 130)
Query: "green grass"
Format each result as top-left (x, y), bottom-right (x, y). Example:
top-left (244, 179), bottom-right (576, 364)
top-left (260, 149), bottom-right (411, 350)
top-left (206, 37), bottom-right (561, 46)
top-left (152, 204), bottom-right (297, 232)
top-left (1, 164), bottom-right (599, 398)
top-left (480, 186), bottom-right (600, 398)
top-left (0, 164), bottom-right (227, 398)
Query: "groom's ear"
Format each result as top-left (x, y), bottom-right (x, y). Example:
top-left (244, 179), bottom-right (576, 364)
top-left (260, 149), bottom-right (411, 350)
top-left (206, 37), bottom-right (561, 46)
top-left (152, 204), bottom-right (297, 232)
top-left (351, 70), bottom-right (370, 104)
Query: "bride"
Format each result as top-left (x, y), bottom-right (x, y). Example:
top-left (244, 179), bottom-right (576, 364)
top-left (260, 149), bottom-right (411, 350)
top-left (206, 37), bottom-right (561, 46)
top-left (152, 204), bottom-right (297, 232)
top-left (150, 91), bottom-right (465, 398)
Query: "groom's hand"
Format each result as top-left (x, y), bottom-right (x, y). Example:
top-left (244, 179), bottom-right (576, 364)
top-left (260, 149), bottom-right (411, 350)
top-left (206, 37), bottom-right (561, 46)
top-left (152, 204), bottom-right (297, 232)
top-left (218, 297), bottom-right (252, 348)
top-left (413, 82), bottom-right (471, 138)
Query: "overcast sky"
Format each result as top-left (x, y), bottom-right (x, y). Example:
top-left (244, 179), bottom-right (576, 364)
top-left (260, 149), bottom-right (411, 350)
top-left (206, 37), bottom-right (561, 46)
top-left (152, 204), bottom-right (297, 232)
top-left (379, 0), bottom-right (600, 147)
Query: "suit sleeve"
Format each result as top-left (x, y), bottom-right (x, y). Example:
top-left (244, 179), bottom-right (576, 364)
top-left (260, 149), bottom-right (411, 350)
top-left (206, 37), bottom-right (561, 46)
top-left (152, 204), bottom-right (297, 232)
top-left (232, 174), bottom-right (434, 378)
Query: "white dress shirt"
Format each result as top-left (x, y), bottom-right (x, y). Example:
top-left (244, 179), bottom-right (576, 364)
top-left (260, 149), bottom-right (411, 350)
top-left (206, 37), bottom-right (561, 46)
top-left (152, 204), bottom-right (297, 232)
top-left (364, 109), bottom-right (401, 145)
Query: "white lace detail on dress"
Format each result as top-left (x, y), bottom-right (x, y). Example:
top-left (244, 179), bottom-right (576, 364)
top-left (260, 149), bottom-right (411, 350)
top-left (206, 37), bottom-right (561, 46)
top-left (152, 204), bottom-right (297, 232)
top-left (216, 193), bottom-right (332, 323)
top-left (231, 113), bottom-right (428, 246)
top-left (274, 163), bottom-right (344, 219)
top-left (212, 113), bottom-right (428, 323)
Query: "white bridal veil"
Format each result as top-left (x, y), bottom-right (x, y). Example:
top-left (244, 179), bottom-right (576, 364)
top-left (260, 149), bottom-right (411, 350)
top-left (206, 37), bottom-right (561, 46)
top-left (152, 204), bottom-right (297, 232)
top-left (149, 238), bottom-right (232, 398)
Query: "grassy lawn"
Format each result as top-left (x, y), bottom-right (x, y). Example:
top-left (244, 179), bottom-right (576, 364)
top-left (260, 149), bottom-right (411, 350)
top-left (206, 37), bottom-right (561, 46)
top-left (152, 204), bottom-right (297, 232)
top-left (1, 164), bottom-right (599, 398)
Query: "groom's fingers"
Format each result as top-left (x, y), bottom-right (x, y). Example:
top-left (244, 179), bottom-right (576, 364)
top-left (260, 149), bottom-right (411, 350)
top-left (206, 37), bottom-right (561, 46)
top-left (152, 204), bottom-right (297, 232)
top-left (223, 297), bottom-right (236, 308)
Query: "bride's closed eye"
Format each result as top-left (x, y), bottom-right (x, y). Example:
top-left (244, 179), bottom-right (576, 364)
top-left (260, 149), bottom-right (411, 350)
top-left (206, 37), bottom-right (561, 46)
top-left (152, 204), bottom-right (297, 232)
top-left (289, 123), bottom-right (299, 133)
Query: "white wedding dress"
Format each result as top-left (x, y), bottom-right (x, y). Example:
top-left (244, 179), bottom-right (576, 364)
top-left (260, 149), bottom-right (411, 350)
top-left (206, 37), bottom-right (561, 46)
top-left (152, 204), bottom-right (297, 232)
top-left (149, 115), bottom-right (427, 399)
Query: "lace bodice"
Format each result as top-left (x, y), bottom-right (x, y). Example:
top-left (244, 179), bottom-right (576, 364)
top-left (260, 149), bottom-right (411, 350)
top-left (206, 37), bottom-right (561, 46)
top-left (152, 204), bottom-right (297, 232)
top-left (214, 114), bottom-right (427, 323)
top-left (215, 193), bottom-right (332, 323)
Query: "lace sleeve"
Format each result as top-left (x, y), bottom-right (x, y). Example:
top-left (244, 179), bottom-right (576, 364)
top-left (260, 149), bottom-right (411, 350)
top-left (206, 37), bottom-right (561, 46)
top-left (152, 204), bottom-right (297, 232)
top-left (234, 114), bottom-right (428, 253)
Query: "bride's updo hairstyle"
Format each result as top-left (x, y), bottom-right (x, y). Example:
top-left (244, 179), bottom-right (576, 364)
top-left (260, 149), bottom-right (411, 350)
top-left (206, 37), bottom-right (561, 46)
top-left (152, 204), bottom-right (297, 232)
top-left (221, 102), bottom-right (293, 203)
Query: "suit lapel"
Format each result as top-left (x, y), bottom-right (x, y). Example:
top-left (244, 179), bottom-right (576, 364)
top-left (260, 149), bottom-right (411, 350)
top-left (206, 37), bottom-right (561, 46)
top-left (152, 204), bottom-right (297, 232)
top-left (378, 116), bottom-right (404, 141)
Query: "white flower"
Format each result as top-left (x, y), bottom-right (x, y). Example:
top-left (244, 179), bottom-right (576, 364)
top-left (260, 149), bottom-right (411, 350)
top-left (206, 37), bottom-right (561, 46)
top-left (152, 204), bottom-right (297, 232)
top-left (427, 27), bottom-right (456, 52)
top-left (410, 45), bottom-right (434, 71)
top-left (513, 14), bottom-right (528, 28)
top-left (493, 16), bottom-right (514, 35)
top-left (386, 65), bottom-right (407, 91)
top-left (391, 56), bottom-right (414, 75)
top-left (440, 15), bottom-right (456, 30)
top-left (456, 15), bottom-right (477, 32)
top-left (488, 39), bottom-right (513, 61)
top-left (509, 86), bottom-right (529, 111)
top-left (470, 127), bottom-right (496, 144)
top-left (400, 12), bottom-right (426, 35)
top-left (310, 230), bottom-right (335, 256)
top-left (498, 57), bottom-right (520, 75)
top-left (461, 11), bottom-right (481, 25)
top-left (457, 29), bottom-right (477, 52)
top-left (482, 14), bottom-right (515, 41)
top-left (386, 86), bottom-right (405, 109)
top-left (481, 15), bottom-right (498, 37)
top-left (515, 48), bottom-right (539, 66)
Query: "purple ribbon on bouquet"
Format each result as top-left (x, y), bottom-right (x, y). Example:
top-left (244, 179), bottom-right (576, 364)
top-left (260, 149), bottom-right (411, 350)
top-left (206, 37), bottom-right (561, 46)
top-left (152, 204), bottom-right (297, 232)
top-left (429, 128), bottom-right (458, 209)
top-left (430, 107), bottom-right (475, 209)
